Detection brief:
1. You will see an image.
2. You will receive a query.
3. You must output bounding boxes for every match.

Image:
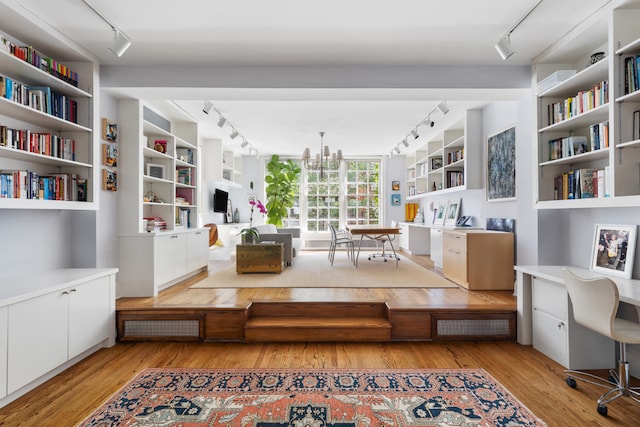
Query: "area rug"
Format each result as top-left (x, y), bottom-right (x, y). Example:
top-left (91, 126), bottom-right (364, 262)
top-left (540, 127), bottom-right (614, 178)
top-left (78, 367), bottom-right (546, 426)
top-left (191, 251), bottom-right (458, 288)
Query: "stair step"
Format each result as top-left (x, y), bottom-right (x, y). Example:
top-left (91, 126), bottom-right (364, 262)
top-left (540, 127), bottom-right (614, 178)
top-left (245, 316), bottom-right (391, 328)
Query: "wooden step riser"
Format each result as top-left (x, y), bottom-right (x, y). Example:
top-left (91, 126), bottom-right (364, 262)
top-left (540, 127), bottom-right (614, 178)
top-left (248, 302), bottom-right (389, 319)
top-left (244, 327), bottom-right (391, 342)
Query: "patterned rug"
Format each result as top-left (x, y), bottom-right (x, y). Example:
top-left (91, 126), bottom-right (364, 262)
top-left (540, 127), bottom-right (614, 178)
top-left (78, 368), bottom-right (546, 426)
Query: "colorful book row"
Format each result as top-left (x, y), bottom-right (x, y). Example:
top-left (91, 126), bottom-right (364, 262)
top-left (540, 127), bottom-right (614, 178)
top-left (554, 167), bottom-right (610, 200)
top-left (0, 170), bottom-right (87, 201)
top-left (1, 124), bottom-right (75, 160)
top-left (0, 75), bottom-right (78, 123)
top-left (547, 121), bottom-right (608, 161)
top-left (546, 80), bottom-right (608, 126)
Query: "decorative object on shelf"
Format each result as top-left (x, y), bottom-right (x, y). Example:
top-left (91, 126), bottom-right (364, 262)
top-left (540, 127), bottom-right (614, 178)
top-left (431, 157), bottom-right (443, 170)
top-left (153, 139), bottom-right (167, 153)
top-left (392, 180), bottom-right (400, 191)
top-left (391, 193), bottom-right (401, 206)
top-left (265, 154), bottom-right (300, 227)
top-left (487, 125), bottom-right (516, 202)
top-left (102, 169), bottom-right (117, 191)
top-left (413, 209), bottom-right (424, 224)
top-left (302, 131), bottom-right (343, 178)
top-left (405, 202), bottom-right (419, 222)
top-left (248, 198), bottom-right (267, 227)
top-left (102, 143), bottom-right (117, 167)
top-left (146, 163), bottom-right (166, 180)
top-left (233, 208), bottom-right (240, 223)
top-left (591, 223), bottom-right (637, 279)
top-left (238, 227), bottom-right (260, 244)
top-left (444, 198), bottom-right (461, 227)
top-left (102, 118), bottom-right (117, 142)
top-left (588, 51), bottom-right (605, 66)
top-left (433, 201), bottom-right (447, 226)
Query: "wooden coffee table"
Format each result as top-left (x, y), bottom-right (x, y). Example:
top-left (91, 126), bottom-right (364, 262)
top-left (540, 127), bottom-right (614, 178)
top-left (236, 242), bottom-right (285, 273)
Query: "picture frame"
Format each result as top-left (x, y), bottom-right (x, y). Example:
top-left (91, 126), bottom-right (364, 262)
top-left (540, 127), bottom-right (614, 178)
top-left (391, 193), bottom-right (401, 206)
top-left (444, 198), bottom-right (461, 227)
top-left (431, 157), bottom-right (443, 170)
top-left (591, 224), bottom-right (637, 279)
top-left (433, 201), bottom-right (447, 226)
top-left (102, 118), bottom-right (117, 142)
top-left (102, 143), bottom-right (117, 167)
top-left (391, 180), bottom-right (400, 191)
top-left (102, 169), bottom-right (117, 191)
top-left (487, 125), bottom-right (516, 201)
top-left (147, 163), bottom-right (166, 180)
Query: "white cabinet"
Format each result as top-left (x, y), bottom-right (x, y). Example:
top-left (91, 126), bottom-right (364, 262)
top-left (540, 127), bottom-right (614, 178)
top-left (406, 109), bottom-right (482, 200)
top-left (0, 269), bottom-right (116, 404)
top-left (202, 139), bottom-right (243, 187)
top-left (0, 29), bottom-right (98, 210)
top-left (430, 228), bottom-right (443, 268)
top-left (398, 222), bottom-right (430, 255)
top-left (532, 277), bottom-right (614, 369)
top-left (118, 229), bottom-right (208, 297)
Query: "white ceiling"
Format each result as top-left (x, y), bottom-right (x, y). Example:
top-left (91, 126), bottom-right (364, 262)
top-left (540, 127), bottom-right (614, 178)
top-left (6, 0), bottom-right (614, 156)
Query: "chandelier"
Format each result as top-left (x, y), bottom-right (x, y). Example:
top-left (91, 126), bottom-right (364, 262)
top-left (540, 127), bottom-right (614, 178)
top-left (301, 131), bottom-right (343, 178)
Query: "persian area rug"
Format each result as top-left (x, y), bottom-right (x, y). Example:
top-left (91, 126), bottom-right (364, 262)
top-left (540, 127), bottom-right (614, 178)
top-left (191, 250), bottom-right (458, 288)
top-left (78, 368), bottom-right (546, 426)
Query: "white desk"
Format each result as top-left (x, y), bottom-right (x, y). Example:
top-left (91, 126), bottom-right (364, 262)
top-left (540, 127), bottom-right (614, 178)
top-left (515, 265), bottom-right (640, 369)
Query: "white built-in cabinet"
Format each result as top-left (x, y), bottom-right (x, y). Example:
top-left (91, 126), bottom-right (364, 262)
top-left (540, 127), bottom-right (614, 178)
top-left (533, 2), bottom-right (640, 208)
top-left (117, 100), bottom-right (208, 297)
top-left (202, 139), bottom-right (243, 187)
top-left (0, 269), bottom-right (116, 407)
top-left (406, 109), bottom-right (482, 200)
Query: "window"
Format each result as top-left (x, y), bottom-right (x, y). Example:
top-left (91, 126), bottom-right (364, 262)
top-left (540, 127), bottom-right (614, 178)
top-left (302, 159), bottom-right (381, 233)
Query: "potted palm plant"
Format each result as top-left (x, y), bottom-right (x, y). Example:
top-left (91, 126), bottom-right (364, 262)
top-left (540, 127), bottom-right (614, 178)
top-left (264, 154), bottom-right (301, 227)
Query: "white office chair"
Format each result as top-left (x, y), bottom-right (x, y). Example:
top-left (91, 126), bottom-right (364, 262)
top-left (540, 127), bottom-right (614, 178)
top-left (368, 220), bottom-right (400, 264)
top-left (561, 268), bottom-right (640, 417)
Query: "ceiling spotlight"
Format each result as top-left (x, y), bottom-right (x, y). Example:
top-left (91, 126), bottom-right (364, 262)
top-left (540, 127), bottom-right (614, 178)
top-left (495, 35), bottom-right (515, 60)
top-left (229, 129), bottom-right (239, 139)
top-left (240, 139), bottom-right (248, 148)
top-left (390, 150), bottom-right (395, 157)
top-left (110, 30), bottom-right (131, 57)
top-left (394, 146), bottom-right (401, 154)
top-left (401, 139), bottom-right (409, 147)
top-left (436, 101), bottom-right (449, 115)
top-left (217, 114), bottom-right (226, 127)
top-left (411, 128), bottom-right (419, 139)
top-left (202, 101), bottom-right (213, 115)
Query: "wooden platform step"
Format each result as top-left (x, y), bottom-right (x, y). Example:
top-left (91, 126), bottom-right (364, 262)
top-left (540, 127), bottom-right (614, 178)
top-left (244, 301), bottom-right (392, 342)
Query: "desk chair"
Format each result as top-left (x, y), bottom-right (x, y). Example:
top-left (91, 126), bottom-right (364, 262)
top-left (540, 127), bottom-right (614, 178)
top-left (368, 220), bottom-right (400, 264)
top-left (328, 224), bottom-right (355, 266)
top-left (561, 268), bottom-right (640, 416)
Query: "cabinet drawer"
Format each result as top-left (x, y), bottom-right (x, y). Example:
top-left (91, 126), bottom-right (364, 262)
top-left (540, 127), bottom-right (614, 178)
top-left (533, 309), bottom-right (568, 367)
top-left (532, 277), bottom-right (567, 320)
top-left (443, 247), bottom-right (467, 287)
top-left (443, 231), bottom-right (467, 252)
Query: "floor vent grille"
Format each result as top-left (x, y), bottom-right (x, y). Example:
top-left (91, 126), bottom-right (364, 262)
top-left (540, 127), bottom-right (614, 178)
top-left (432, 313), bottom-right (516, 340)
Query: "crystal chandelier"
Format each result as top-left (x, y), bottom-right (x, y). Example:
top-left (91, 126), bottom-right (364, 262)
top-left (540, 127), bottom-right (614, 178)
top-left (301, 131), bottom-right (343, 178)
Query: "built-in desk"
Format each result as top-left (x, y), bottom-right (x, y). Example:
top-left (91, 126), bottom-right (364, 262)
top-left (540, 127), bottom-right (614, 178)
top-left (515, 265), bottom-right (640, 370)
top-left (398, 222), bottom-right (430, 255)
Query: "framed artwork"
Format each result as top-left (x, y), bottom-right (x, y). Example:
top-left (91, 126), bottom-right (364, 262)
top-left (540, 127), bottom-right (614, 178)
top-left (591, 224), bottom-right (637, 278)
top-left (391, 193), bottom-right (401, 206)
top-left (102, 169), bottom-right (117, 191)
top-left (147, 163), bottom-right (166, 180)
top-left (444, 198), bottom-right (461, 227)
top-left (487, 125), bottom-right (516, 201)
top-left (102, 143), bottom-right (117, 167)
top-left (431, 157), bottom-right (443, 170)
top-left (102, 118), bottom-right (117, 142)
top-left (433, 201), bottom-right (447, 226)
top-left (392, 180), bottom-right (400, 191)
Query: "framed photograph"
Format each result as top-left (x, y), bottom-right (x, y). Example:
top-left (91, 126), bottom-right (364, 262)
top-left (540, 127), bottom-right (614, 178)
top-left (102, 118), bottom-right (117, 142)
top-left (102, 143), bottom-right (117, 167)
top-left (487, 125), bottom-right (516, 201)
top-left (392, 180), bottom-right (400, 191)
top-left (591, 224), bottom-right (636, 278)
top-left (433, 201), bottom-right (447, 226)
top-left (391, 193), bottom-right (401, 206)
top-left (431, 157), bottom-right (443, 170)
top-left (444, 198), bottom-right (461, 227)
top-left (147, 163), bottom-right (166, 180)
top-left (102, 169), bottom-right (117, 191)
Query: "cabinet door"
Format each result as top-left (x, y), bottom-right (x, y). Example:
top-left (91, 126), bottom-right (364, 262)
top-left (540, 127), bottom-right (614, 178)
top-left (533, 309), bottom-right (568, 368)
top-left (187, 230), bottom-right (208, 271)
top-left (398, 224), bottom-right (409, 250)
top-left (0, 306), bottom-right (7, 399)
top-left (443, 247), bottom-right (467, 287)
top-left (68, 277), bottom-right (110, 359)
top-left (430, 228), bottom-right (443, 268)
top-left (154, 234), bottom-right (175, 285)
top-left (172, 233), bottom-right (188, 278)
top-left (7, 291), bottom-right (68, 394)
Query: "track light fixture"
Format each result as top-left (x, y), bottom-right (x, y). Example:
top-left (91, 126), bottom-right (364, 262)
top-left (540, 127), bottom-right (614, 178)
top-left (229, 129), bottom-right (239, 139)
top-left (436, 101), bottom-right (449, 115)
top-left (217, 114), bottom-right (226, 127)
top-left (202, 101), bottom-right (214, 115)
top-left (494, 0), bottom-right (543, 61)
top-left (82, 0), bottom-right (132, 57)
top-left (394, 146), bottom-right (401, 154)
top-left (240, 139), bottom-right (248, 148)
top-left (411, 128), bottom-right (419, 139)
top-left (401, 139), bottom-right (410, 148)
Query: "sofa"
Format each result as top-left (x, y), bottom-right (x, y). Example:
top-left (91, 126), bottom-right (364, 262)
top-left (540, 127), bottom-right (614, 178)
top-left (253, 224), bottom-right (302, 266)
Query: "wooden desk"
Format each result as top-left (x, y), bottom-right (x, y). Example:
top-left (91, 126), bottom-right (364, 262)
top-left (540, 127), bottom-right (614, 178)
top-left (346, 225), bottom-right (401, 267)
top-left (236, 243), bottom-right (284, 274)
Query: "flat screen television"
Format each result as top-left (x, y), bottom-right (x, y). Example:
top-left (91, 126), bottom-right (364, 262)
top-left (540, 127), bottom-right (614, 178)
top-left (213, 188), bottom-right (229, 213)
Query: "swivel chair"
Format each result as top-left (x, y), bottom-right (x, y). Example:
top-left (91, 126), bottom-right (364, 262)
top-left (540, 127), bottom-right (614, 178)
top-left (561, 268), bottom-right (640, 416)
top-left (328, 224), bottom-right (355, 266)
top-left (368, 220), bottom-right (400, 265)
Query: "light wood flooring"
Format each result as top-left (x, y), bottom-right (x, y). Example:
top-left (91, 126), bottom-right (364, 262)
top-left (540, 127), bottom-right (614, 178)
top-left (1, 252), bottom-right (639, 425)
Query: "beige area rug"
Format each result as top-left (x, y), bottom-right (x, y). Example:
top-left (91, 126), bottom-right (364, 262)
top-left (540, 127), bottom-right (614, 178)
top-left (191, 250), bottom-right (458, 288)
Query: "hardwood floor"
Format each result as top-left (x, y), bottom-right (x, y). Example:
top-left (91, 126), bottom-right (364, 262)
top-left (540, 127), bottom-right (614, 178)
top-left (1, 252), bottom-right (638, 425)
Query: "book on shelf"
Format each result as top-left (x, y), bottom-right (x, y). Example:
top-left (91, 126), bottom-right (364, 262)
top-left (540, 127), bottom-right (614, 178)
top-left (633, 110), bottom-right (640, 141)
top-left (623, 55), bottom-right (640, 95)
top-left (589, 121), bottom-right (609, 150)
top-left (546, 80), bottom-right (608, 126)
top-left (554, 167), bottom-right (607, 200)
